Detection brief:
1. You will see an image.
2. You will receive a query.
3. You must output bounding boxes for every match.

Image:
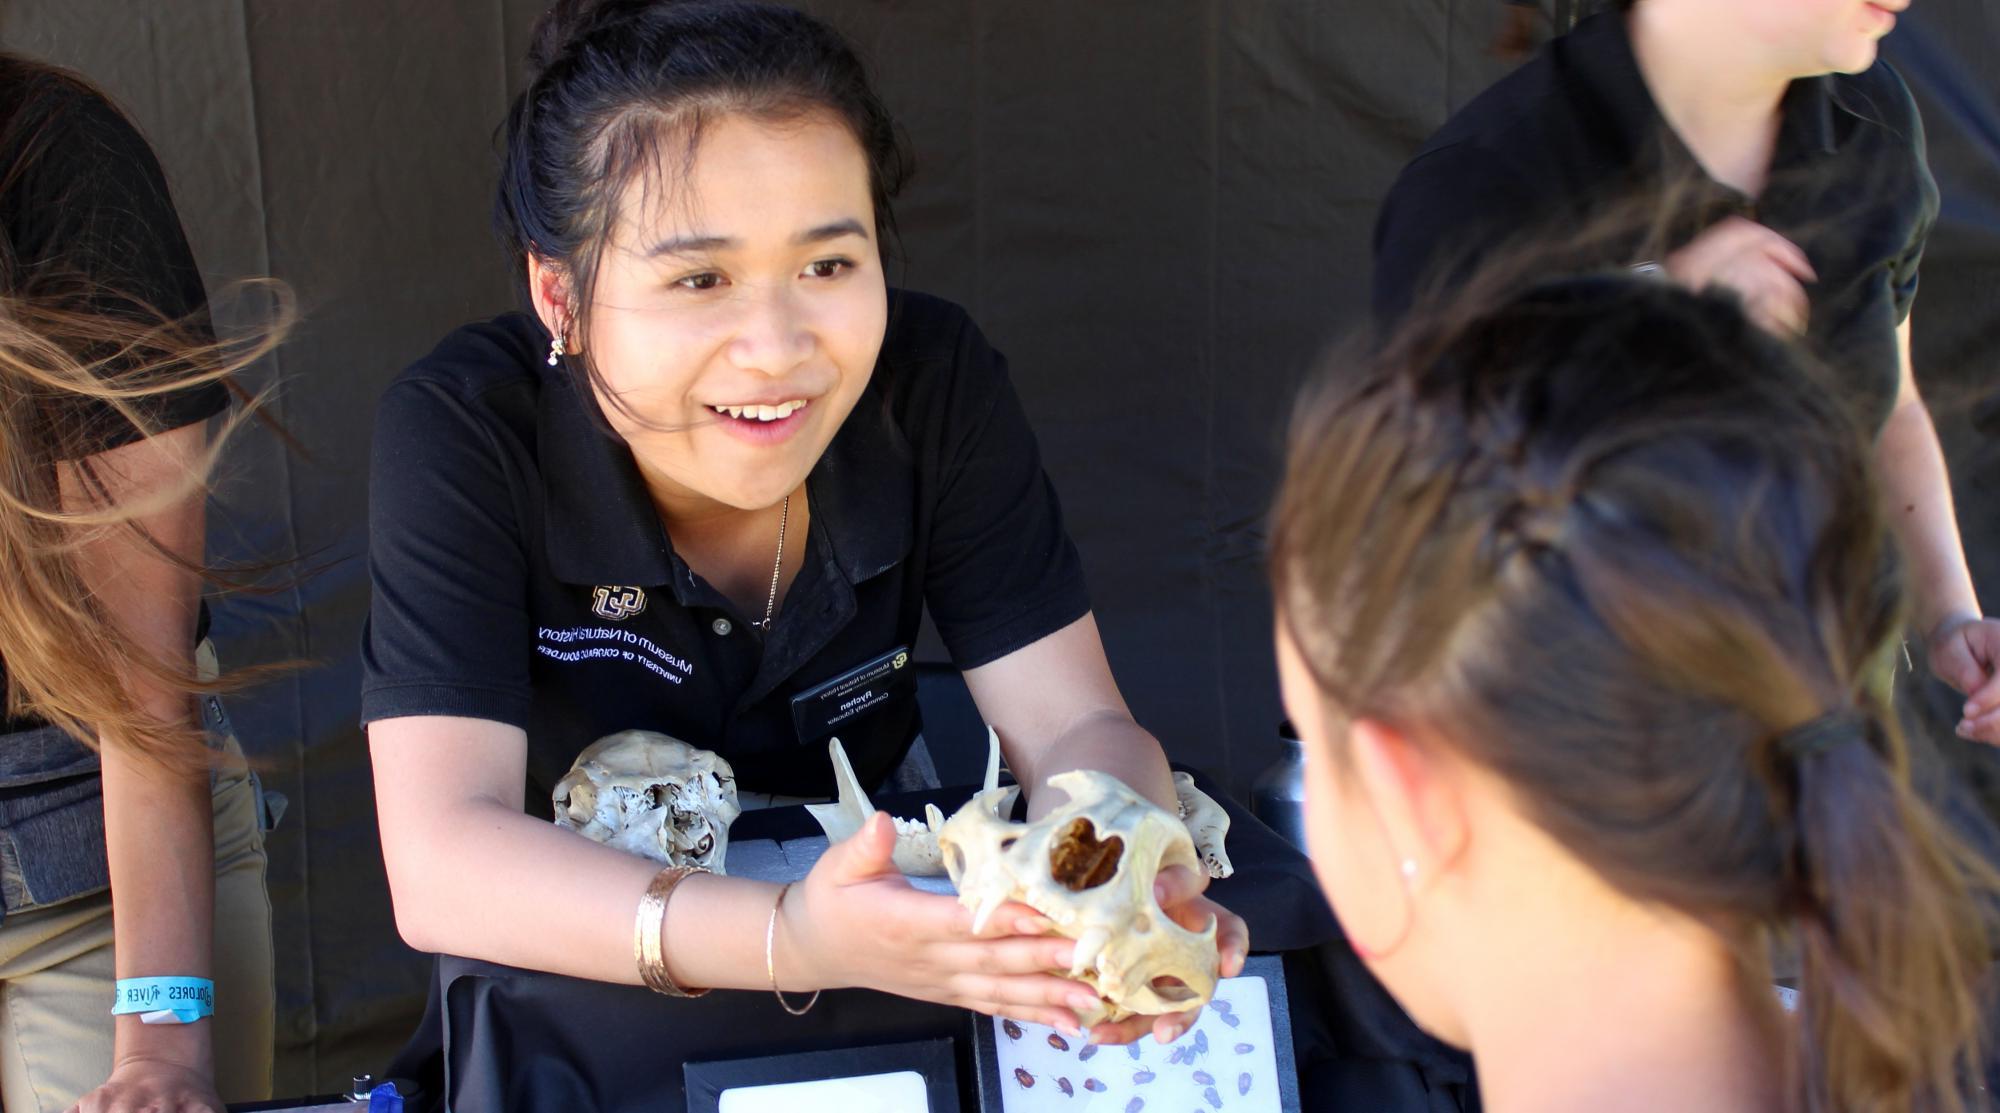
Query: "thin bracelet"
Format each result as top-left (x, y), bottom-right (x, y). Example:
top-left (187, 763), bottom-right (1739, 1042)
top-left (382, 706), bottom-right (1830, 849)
top-left (635, 865), bottom-right (711, 998)
top-left (766, 882), bottom-right (820, 1016)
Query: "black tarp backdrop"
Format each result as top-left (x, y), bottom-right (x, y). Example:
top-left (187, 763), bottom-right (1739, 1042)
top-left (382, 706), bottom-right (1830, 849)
top-left (1, 0), bottom-right (1994, 1097)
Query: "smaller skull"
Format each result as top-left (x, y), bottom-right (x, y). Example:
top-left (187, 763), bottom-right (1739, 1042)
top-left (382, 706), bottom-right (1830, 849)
top-left (939, 770), bottom-right (1218, 1026)
top-left (1174, 772), bottom-right (1233, 879)
top-left (552, 731), bottom-right (742, 873)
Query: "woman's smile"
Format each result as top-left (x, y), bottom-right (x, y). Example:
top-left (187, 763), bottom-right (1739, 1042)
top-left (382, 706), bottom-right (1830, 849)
top-left (705, 397), bottom-right (813, 445)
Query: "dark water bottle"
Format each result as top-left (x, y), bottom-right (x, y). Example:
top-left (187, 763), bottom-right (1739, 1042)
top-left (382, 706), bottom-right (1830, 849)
top-left (1249, 720), bottom-right (1308, 849)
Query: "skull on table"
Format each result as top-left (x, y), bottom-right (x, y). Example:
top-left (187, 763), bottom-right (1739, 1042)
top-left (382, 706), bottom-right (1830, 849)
top-left (552, 730), bottom-right (742, 873)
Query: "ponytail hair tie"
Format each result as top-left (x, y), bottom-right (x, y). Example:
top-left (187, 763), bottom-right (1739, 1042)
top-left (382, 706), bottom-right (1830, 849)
top-left (1776, 710), bottom-right (1869, 760)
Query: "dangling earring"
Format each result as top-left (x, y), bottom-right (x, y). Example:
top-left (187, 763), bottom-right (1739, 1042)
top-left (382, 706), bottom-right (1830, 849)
top-left (547, 332), bottom-right (566, 367)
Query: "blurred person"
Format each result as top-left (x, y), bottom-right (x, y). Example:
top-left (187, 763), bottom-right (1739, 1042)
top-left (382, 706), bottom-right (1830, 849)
top-left (1373, 0), bottom-right (2000, 743)
top-left (1274, 273), bottom-right (1994, 1113)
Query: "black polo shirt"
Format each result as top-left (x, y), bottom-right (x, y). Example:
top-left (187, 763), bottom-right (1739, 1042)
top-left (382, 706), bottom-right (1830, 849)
top-left (1372, 10), bottom-right (1936, 433)
top-left (0, 68), bottom-right (228, 457)
top-left (361, 291), bottom-right (1091, 805)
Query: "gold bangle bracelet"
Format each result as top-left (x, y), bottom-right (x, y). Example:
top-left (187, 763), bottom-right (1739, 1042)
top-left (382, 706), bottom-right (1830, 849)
top-left (635, 864), bottom-right (711, 998)
top-left (765, 882), bottom-right (820, 1016)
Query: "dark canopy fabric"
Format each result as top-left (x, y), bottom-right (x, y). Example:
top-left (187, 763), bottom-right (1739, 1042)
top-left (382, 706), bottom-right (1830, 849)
top-left (2, 0), bottom-right (1994, 1097)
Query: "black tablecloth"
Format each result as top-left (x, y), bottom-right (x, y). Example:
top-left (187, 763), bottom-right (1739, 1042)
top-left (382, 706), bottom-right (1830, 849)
top-left (385, 767), bottom-right (1473, 1112)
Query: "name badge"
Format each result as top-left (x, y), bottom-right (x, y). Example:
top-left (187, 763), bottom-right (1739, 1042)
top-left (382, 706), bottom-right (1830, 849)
top-left (791, 646), bottom-right (914, 744)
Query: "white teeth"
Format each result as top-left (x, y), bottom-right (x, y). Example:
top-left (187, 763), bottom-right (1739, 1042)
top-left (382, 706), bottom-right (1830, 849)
top-left (712, 400), bottom-right (806, 422)
top-left (1070, 926), bottom-right (1110, 978)
top-left (971, 892), bottom-right (1005, 935)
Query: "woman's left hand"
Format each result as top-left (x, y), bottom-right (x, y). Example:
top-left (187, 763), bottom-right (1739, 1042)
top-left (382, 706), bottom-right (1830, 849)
top-left (68, 1057), bottom-right (220, 1113)
top-left (1929, 613), bottom-right (2000, 744)
top-left (1083, 863), bottom-right (1250, 1046)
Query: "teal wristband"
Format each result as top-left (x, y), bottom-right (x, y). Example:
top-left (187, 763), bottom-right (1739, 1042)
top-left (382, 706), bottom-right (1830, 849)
top-left (111, 977), bottom-right (214, 1024)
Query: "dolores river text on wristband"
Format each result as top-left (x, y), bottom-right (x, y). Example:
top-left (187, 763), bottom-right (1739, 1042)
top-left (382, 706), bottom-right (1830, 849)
top-left (111, 976), bottom-right (215, 1025)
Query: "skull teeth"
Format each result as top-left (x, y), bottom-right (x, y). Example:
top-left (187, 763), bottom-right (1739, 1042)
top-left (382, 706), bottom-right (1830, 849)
top-left (972, 892), bottom-right (1006, 935)
top-left (1070, 926), bottom-right (1110, 978)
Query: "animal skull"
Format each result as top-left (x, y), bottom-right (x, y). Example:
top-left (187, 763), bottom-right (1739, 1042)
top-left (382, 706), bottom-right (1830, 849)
top-left (552, 731), bottom-right (742, 873)
top-left (1174, 772), bottom-right (1233, 879)
top-left (804, 730), bottom-right (1009, 876)
top-left (938, 770), bottom-right (1218, 1027)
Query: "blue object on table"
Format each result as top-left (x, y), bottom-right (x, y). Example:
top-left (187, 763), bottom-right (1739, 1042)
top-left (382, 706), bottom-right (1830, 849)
top-left (367, 1083), bottom-right (404, 1112)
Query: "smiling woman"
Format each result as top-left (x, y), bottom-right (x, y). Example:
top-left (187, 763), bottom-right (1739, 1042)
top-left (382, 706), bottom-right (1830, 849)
top-left (542, 110), bottom-right (889, 521)
top-left (360, 0), bottom-right (1246, 1094)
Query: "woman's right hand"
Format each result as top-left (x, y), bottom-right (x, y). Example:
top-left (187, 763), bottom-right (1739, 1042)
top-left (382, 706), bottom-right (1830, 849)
top-left (779, 812), bottom-right (1105, 1035)
top-left (1665, 215), bottom-right (1817, 336)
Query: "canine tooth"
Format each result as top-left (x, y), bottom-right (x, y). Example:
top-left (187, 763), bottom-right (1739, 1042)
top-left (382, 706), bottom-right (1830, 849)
top-left (972, 892), bottom-right (1006, 935)
top-left (1070, 926), bottom-right (1110, 977)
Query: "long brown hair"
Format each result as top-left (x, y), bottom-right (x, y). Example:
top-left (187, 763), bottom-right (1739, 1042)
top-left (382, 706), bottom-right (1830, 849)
top-left (1271, 274), bottom-right (1993, 1112)
top-left (0, 55), bottom-right (290, 773)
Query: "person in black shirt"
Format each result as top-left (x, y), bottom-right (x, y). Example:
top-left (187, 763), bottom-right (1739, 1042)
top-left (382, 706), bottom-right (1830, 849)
top-left (1374, 0), bottom-right (2000, 743)
top-left (0, 56), bottom-right (278, 1112)
top-left (363, 0), bottom-right (1246, 1049)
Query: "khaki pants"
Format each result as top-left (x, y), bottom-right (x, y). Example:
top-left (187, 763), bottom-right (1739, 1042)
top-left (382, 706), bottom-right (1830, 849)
top-left (0, 675), bottom-right (274, 1110)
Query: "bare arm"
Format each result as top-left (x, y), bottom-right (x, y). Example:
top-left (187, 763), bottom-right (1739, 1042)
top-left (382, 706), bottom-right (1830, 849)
top-left (62, 422), bottom-right (220, 1106)
top-left (369, 715), bottom-right (1093, 1029)
top-left (1878, 318), bottom-right (2000, 740)
top-left (368, 715), bottom-right (770, 986)
top-left (962, 613), bottom-right (1175, 818)
top-left (1876, 317), bottom-right (1980, 634)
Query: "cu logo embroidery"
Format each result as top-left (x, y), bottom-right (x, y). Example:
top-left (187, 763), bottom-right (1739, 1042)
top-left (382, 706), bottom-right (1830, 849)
top-left (591, 585), bottom-right (647, 621)
top-left (892, 651), bottom-right (909, 670)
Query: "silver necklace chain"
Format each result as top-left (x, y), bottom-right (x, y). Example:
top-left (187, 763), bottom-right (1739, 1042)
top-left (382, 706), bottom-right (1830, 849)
top-left (758, 494), bottom-right (790, 632)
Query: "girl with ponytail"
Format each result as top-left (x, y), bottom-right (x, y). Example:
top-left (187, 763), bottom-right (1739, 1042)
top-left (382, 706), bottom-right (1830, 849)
top-left (1271, 273), bottom-right (1993, 1112)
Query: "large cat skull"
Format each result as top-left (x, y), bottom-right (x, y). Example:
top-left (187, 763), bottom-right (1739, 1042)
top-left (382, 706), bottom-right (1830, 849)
top-left (804, 730), bottom-right (1009, 876)
top-left (552, 731), bottom-right (742, 873)
top-left (938, 770), bottom-right (1218, 1027)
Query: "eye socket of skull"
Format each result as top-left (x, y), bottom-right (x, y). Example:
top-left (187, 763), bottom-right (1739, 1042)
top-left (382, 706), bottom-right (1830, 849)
top-left (1148, 975), bottom-right (1199, 1004)
top-left (1048, 817), bottom-right (1124, 891)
